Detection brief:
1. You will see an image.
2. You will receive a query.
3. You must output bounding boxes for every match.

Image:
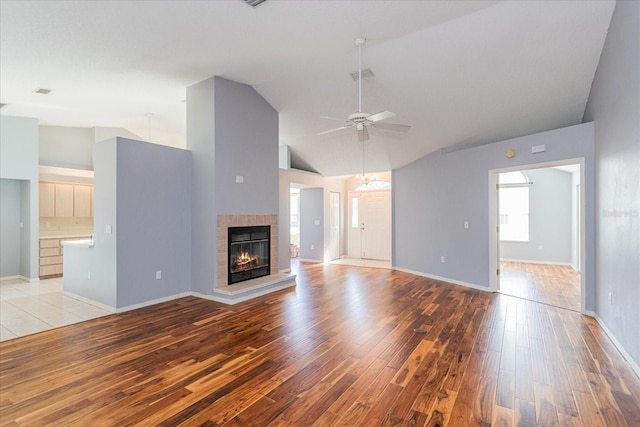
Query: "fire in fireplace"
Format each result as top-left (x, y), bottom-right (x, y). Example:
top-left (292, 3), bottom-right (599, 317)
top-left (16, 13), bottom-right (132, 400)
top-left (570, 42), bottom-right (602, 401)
top-left (228, 225), bottom-right (270, 285)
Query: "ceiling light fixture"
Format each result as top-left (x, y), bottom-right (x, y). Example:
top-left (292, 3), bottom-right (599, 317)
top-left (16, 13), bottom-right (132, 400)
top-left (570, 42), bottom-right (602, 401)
top-left (355, 141), bottom-right (391, 191)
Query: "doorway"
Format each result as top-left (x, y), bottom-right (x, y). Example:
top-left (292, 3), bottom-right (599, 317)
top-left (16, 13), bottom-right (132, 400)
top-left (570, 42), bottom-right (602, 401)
top-left (348, 190), bottom-right (391, 261)
top-left (490, 160), bottom-right (585, 312)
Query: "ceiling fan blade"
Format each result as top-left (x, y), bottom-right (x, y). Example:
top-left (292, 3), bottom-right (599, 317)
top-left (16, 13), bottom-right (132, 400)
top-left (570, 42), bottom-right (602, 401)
top-left (320, 115), bottom-right (348, 122)
top-left (371, 122), bottom-right (411, 133)
top-left (368, 110), bottom-right (396, 123)
top-left (357, 126), bottom-right (369, 142)
top-left (318, 125), bottom-right (352, 136)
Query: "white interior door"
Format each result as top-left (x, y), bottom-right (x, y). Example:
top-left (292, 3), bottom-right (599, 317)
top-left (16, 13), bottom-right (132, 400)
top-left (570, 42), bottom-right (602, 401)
top-left (360, 190), bottom-right (392, 261)
top-left (329, 192), bottom-right (340, 261)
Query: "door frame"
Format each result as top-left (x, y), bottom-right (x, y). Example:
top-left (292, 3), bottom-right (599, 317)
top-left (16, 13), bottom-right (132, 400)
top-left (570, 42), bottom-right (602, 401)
top-left (488, 157), bottom-right (586, 313)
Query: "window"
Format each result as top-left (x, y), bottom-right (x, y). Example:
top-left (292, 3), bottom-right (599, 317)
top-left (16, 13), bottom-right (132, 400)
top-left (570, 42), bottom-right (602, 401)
top-left (351, 197), bottom-right (359, 228)
top-left (290, 190), bottom-right (299, 235)
top-left (499, 171), bottom-right (530, 242)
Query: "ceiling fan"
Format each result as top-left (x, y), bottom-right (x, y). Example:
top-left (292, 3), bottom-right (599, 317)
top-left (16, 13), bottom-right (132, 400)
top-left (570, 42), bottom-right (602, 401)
top-left (318, 37), bottom-right (411, 142)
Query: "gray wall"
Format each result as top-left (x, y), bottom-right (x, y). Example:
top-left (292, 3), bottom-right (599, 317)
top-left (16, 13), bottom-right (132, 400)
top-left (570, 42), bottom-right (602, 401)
top-left (0, 116), bottom-right (39, 279)
top-left (583, 0), bottom-right (639, 371)
top-left (116, 138), bottom-right (192, 308)
top-left (299, 188), bottom-right (324, 261)
top-left (64, 138), bottom-right (118, 307)
top-left (187, 76), bottom-right (279, 293)
top-left (186, 77), bottom-right (217, 295)
top-left (214, 76), bottom-right (279, 215)
top-left (500, 168), bottom-right (572, 264)
top-left (393, 123), bottom-right (595, 308)
top-left (0, 179), bottom-right (21, 277)
top-left (64, 137), bottom-right (192, 309)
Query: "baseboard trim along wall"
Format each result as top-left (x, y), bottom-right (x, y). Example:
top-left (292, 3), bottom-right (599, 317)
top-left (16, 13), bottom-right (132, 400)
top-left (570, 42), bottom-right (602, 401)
top-left (499, 258), bottom-right (573, 267)
top-left (592, 312), bottom-right (640, 380)
top-left (116, 292), bottom-right (192, 313)
top-left (392, 267), bottom-right (492, 293)
top-left (62, 290), bottom-right (116, 313)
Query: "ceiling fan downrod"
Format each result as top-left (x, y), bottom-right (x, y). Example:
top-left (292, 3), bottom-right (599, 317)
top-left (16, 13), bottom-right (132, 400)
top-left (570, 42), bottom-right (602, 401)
top-left (355, 37), bottom-right (366, 113)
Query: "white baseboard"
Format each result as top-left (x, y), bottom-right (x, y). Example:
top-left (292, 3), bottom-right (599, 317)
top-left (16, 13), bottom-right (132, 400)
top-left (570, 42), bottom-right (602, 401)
top-left (392, 267), bottom-right (493, 293)
top-left (0, 275), bottom-right (37, 282)
top-left (592, 313), bottom-right (640, 380)
top-left (62, 291), bottom-right (116, 313)
top-left (298, 258), bottom-right (322, 263)
top-left (116, 292), bottom-right (192, 313)
top-left (500, 258), bottom-right (572, 267)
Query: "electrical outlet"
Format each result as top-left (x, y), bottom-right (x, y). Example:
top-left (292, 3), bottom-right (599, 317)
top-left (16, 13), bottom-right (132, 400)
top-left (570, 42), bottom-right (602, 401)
top-left (609, 292), bottom-right (612, 304)
top-left (464, 221), bottom-right (469, 229)
top-left (87, 271), bottom-right (91, 280)
top-left (156, 271), bottom-right (162, 280)
top-left (311, 244), bottom-right (314, 250)
top-left (441, 256), bottom-right (445, 263)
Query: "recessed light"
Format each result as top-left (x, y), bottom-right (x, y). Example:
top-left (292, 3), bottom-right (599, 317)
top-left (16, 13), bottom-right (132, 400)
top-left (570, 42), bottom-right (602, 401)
top-left (34, 88), bottom-right (52, 95)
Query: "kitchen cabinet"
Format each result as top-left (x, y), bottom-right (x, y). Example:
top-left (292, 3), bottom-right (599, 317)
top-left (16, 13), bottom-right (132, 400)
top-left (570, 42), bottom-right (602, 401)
top-left (39, 238), bottom-right (63, 278)
top-left (39, 236), bottom-right (90, 278)
top-left (74, 185), bottom-right (92, 217)
top-left (39, 183), bottom-right (56, 217)
top-left (40, 182), bottom-right (94, 218)
top-left (54, 184), bottom-right (74, 217)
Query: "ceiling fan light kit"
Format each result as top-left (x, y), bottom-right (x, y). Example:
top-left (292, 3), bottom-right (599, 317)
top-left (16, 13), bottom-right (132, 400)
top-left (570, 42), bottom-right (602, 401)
top-left (319, 36), bottom-right (411, 142)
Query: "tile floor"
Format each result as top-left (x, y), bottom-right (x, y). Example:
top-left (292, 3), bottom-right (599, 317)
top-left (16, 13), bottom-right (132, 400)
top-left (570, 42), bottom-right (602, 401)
top-left (0, 277), bottom-right (113, 342)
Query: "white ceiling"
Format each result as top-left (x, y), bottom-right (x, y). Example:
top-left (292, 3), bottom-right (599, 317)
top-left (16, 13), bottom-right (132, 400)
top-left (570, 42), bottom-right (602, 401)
top-left (0, 0), bottom-right (614, 177)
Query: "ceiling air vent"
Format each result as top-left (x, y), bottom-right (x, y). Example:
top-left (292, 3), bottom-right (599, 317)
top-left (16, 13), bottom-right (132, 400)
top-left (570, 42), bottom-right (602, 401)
top-left (351, 68), bottom-right (374, 81)
top-left (243, 0), bottom-right (267, 7)
top-left (34, 88), bottom-right (52, 95)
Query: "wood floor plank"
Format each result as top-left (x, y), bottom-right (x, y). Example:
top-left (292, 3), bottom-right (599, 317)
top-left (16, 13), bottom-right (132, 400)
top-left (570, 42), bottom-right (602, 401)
top-left (1, 261), bottom-right (639, 426)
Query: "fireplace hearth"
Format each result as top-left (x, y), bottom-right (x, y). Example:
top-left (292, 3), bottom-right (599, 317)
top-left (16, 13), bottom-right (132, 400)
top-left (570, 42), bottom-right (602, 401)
top-left (228, 225), bottom-right (270, 285)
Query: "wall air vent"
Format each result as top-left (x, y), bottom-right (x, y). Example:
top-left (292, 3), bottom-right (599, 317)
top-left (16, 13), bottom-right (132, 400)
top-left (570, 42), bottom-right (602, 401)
top-left (243, 0), bottom-right (267, 7)
top-left (0, 103), bottom-right (6, 109)
top-left (34, 88), bottom-right (52, 95)
top-left (350, 68), bottom-right (374, 81)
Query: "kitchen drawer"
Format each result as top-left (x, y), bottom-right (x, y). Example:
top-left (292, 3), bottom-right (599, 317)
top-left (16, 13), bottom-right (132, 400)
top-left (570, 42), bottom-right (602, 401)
top-left (40, 239), bottom-right (61, 248)
top-left (40, 255), bottom-right (63, 266)
top-left (40, 247), bottom-right (60, 257)
top-left (40, 264), bottom-right (63, 277)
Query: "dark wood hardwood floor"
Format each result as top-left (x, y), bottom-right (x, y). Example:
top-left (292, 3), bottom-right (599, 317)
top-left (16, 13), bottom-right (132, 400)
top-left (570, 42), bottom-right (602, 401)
top-left (1, 262), bottom-right (639, 426)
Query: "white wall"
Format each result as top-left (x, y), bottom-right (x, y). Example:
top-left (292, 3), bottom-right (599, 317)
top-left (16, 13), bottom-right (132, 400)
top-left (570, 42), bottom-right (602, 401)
top-left (299, 188), bottom-right (324, 261)
top-left (39, 125), bottom-right (93, 170)
top-left (583, 0), bottom-right (639, 372)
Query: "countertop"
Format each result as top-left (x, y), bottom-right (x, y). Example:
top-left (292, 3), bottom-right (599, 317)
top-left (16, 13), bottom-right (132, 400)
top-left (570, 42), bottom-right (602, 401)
top-left (39, 232), bottom-right (94, 239)
top-left (61, 238), bottom-right (94, 248)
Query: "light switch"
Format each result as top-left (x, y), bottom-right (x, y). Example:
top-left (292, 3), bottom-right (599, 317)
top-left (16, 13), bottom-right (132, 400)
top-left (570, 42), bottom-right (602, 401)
top-left (236, 175), bottom-right (244, 184)
top-left (314, 220), bottom-right (320, 225)
top-left (106, 224), bottom-right (112, 234)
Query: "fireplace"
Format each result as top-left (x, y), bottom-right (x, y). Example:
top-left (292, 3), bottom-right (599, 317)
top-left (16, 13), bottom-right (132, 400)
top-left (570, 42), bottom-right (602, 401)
top-left (228, 225), bottom-right (271, 285)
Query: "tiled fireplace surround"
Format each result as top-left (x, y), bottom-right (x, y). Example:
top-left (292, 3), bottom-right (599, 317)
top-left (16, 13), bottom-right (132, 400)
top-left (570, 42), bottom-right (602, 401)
top-left (216, 214), bottom-right (279, 287)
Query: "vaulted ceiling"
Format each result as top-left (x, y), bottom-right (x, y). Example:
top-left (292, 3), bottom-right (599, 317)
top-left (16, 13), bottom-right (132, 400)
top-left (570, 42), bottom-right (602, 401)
top-left (0, 1), bottom-right (614, 177)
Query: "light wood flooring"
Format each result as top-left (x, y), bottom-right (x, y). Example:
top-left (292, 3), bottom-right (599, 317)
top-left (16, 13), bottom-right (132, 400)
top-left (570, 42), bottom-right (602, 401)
top-left (500, 262), bottom-right (581, 312)
top-left (1, 262), bottom-right (639, 426)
